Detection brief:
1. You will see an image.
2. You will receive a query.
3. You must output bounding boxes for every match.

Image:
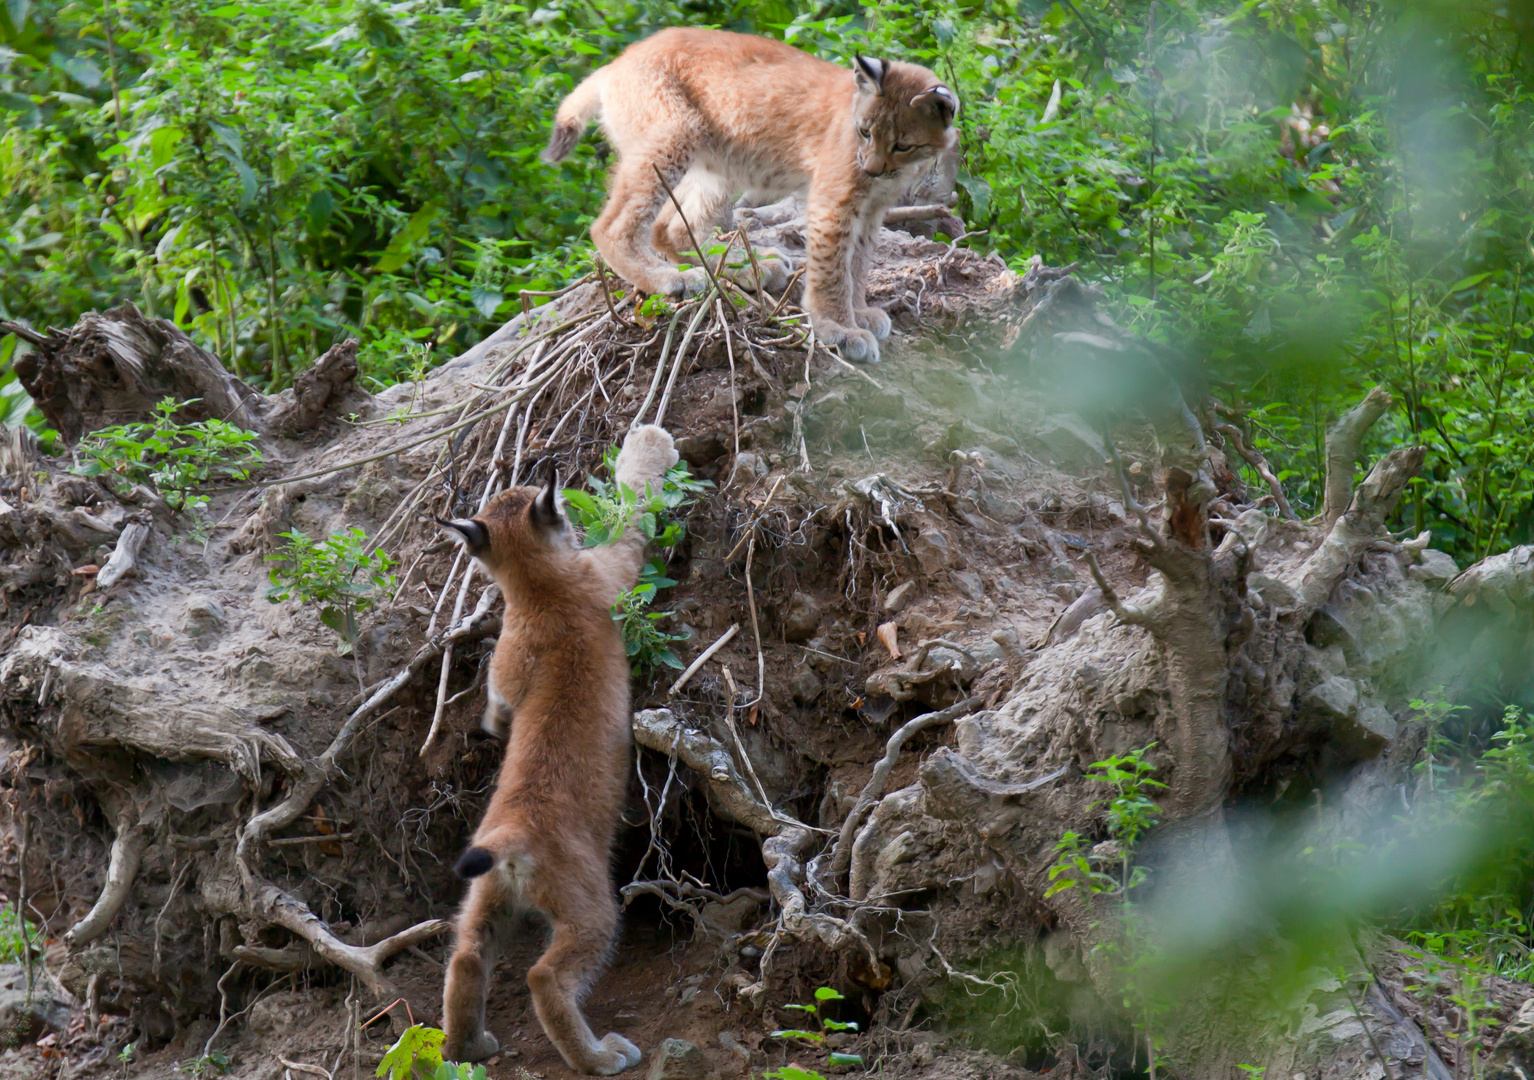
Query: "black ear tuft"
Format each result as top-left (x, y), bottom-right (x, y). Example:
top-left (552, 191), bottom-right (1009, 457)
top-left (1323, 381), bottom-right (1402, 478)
top-left (912, 84), bottom-right (960, 124)
top-left (454, 846), bottom-right (495, 879)
top-left (437, 517), bottom-right (489, 555)
top-left (854, 55), bottom-right (886, 93)
top-left (529, 462), bottom-right (562, 532)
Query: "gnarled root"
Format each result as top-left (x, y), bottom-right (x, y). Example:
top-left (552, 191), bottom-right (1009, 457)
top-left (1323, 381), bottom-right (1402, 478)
top-left (65, 806), bottom-right (147, 947)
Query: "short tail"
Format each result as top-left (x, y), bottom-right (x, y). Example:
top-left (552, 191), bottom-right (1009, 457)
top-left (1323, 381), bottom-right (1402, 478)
top-left (541, 68), bottom-right (608, 163)
top-left (453, 824), bottom-right (531, 880)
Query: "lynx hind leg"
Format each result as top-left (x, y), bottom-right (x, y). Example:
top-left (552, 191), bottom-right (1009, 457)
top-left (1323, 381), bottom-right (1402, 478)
top-left (854, 305), bottom-right (892, 340)
top-left (614, 424), bottom-right (678, 497)
top-left (653, 168), bottom-right (732, 264)
top-left (591, 152), bottom-right (707, 300)
top-left (527, 914), bottom-right (640, 1075)
top-left (730, 245), bottom-right (794, 294)
top-left (443, 877), bottom-right (507, 1063)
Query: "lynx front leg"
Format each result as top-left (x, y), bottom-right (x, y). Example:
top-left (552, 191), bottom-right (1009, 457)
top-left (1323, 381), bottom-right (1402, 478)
top-left (804, 184), bottom-right (880, 363)
top-left (442, 877), bottom-right (506, 1063)
top-left (526, 907), bottom-right (640, 1075)
top-left (850, 218), bottom-right (892, 341)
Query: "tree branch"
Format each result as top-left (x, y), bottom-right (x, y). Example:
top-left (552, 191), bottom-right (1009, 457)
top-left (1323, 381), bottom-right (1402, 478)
top-left (1322, 385), bottom-right (1393, 525)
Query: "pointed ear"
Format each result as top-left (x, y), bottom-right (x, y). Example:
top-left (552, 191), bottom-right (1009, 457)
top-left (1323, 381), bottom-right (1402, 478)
top-left (853, 55), bottom-right (886, 94)
top-left (911, 84), bottom-right (960, 124)
top-left (529, 462), bottom-right (564, 533)
top-left (437, 516), bottom-right (489, 556)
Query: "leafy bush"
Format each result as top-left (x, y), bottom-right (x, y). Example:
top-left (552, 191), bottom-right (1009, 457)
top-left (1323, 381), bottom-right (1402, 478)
top-left (562, 449), bottom-right (710, 675)
top-left (0, 902), bottom-right (38, 964)
top-left (73, 396), bottom-right (261, 510)
top-left (264, 526), bottom-right (395, 652)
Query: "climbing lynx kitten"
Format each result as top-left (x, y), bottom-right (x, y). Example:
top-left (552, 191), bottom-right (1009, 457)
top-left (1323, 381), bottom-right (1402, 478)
top-left (543, 27), bottom-right (959, 364)
top-left (436, 424), bottom-right (678, 1075)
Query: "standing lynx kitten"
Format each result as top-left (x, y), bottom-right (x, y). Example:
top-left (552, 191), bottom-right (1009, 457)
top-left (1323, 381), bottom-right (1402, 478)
top-left (542, 27), bottom-right (959, 364)
top-left (436, 424), bottom-right (678, 1074)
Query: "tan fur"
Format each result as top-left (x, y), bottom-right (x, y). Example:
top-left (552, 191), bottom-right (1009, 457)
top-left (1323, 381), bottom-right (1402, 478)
top-left (544, 28), bottom-right (959, 363)
top-left (438, 425), bottom-right (678, 1075)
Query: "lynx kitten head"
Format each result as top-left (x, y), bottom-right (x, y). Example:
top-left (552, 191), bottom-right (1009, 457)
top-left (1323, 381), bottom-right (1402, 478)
top-left (850, 55), bottom-right (960, 179)
top-left (437, 464), bottom-right (572, 573)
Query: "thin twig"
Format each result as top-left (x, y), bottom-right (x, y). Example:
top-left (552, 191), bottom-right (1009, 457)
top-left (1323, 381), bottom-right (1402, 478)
top-left (652, 163), bottom-right (730, 314)
top-left (668, 623), bottom-right (740, 696)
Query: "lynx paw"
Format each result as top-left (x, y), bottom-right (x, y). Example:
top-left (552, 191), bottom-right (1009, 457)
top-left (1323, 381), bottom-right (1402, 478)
top-left (615, 424), bottom-right (678, 494)
top-left (593, 1033), bottom-right (643, 1074)
top-left (649, 266), bottom-right (709, 300)
top-left (854, 305), bottom-right (892, 339)
top-left (741, 247), bottom-right (793, 293)
top-left (815, 320), bottom-right (881, 364)
top-left (446, 1030), bottom-right (500, 1063)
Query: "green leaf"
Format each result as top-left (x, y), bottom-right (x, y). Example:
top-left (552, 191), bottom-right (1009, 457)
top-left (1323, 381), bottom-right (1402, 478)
top-left (51, 52), bottom-right (103, 89)
top-left (763, 1067), bottom-right (827, 1080)
top-left (377, 1025), bottom-right (445, 1080)
top-left (6, 0), bottom-right (30, 31)
top-left (149, 126), bottom-right (184, 169)
top-left (768, 1028), bottom-right (824, 1042)
top-left (1448, 273), bottom-right (1493, 294)
top-left (828, 1053), bottom-right (865, 1067)
top-left (813, 987), bottom-right (845, 1002)
top-left (375, 202), bottom-right (441, 273)
top-left (470, 286), bottom-right (503, 319)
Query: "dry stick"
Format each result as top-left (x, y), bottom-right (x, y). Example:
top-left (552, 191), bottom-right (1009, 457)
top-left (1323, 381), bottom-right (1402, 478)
top-left (187, 324), bottom-right (591, 496)
top-left (742, 535), bottom-right (767, 709)
top-left (652, 163), bottom-right (729, 313)
top-left (719, 299), bottom-right (744, 492)
top-left (766, 268), bottom-right (807, 320)
top-left (654, 289), bottom-right (719, 427)
top-left (1216, 421), bottom-right (1296, 520)
top-left (737, 226), bottom-right (772, 316)
top-left (593, 256), bottom-right (629, 327)
top-left (724, 474), bottom-right (787, 563)
top-left (667, 623), bottom-right (740, 696)
top-left (721, 666), bottom-right (777, 816)
top-left (882, 203), bottom-right (955, 225)
top-left (825, 696), bottom-right (984, 885)
top-left (630, 303), bottom-right (692, 429)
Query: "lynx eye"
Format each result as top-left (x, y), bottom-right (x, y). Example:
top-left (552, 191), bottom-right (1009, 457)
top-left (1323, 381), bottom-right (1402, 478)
top-left (857, 126), bottom-right (871, 139)
top-left (893, 142), bottom-right (914, 152)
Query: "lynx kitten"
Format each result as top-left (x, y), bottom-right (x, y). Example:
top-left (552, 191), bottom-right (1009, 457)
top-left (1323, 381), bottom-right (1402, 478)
top-left (543, 28), bottom-right (959, 364)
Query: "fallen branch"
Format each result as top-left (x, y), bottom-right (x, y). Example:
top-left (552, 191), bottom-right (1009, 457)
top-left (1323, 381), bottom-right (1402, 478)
top-left (96, 518), bottom-right (150, 590)
top-left (882, 204), bottom-right (956, 225)
top-left (667, 623), bottom-right (739, 696)
top-left (1216, 422), bottom-right (1296, 520)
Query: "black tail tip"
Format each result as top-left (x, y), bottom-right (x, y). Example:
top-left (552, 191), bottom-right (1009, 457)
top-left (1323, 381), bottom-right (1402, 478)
top-left (541, 124), bottom-right (580, 164)
top-left (454, 846), bottom-right (495, 879)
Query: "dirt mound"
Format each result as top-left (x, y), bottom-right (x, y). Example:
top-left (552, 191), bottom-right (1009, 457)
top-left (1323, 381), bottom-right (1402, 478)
top-left (2, 206), bottom-right (1532, 1080)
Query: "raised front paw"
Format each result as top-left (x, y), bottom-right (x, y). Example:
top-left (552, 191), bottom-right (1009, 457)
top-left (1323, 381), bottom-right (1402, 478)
top-left (446, 1030), bottom-right (500, 1064)
top-left (615, 424), bottom-right (678, 495)
top-left (854, 305), bottom-right (892, 340)
top-left (593, 1033), bottom-right (643, 1075)
top-left (814, 319), bottom-right (881, 364)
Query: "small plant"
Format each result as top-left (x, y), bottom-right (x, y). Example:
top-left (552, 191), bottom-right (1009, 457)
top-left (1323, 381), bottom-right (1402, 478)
top-left (176, 1051), bottom-right (231, 1078)
top-left (118, 1042), bottom-right (137, 1080)
top-left (377, 1024), bottom-right (487, 1080)
top-left (1046, 745), bottom-right (1166, 897)
top-left (765, 986), bottom-right (863, 1076)
top-left (562, 450), bottom-right (710, 675)
top-left (74, 397), bottom-right (262, 511)
top-left (265, 527), bottom-right (396, 655)
top-left (0, 902), bottom-right (37, 964)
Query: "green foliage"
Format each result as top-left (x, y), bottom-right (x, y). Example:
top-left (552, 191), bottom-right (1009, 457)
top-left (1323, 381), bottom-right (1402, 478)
top-left (6, 0), bottom-right (1534, 566)
top-left (73, 396), bottom-right (261, 510)
top-left (264, 525), bottom-right (394, 651)
top-left (176, 1051), bottom-right (231, 1078)
top-left (0, 902), bottom-right (38, 964)
top-left (765, 987), bottom-right (862, 1077)
top-left (1047, 745), bottom-right (1165, 896)
top-left (1402, 705), bottom-right (1534, 980)
top-left (562, 450), bottom-right (710, 675)
top-left (376, 1024), bottom-right (486, 1080)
